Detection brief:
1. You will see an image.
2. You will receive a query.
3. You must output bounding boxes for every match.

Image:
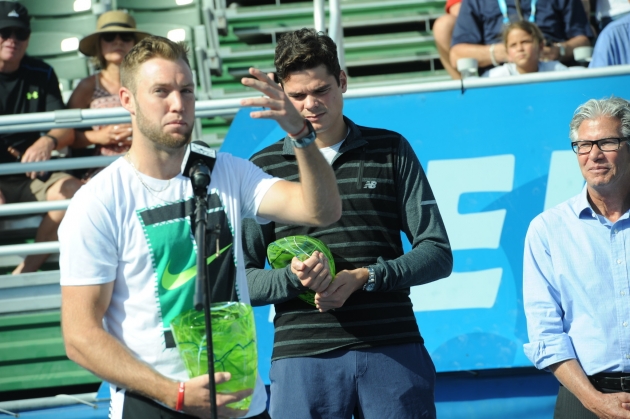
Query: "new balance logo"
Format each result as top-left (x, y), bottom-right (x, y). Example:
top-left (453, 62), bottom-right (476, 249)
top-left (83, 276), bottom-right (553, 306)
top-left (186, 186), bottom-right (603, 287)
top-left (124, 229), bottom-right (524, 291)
top-left (363, 181), bottom-right (377, 189)
top-left (8, 10), bottom-right (20, 17)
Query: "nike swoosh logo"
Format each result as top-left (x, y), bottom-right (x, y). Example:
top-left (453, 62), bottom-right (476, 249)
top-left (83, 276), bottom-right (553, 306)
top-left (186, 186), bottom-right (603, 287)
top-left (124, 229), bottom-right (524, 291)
top-left (161, 244), bottom-right (233, 290)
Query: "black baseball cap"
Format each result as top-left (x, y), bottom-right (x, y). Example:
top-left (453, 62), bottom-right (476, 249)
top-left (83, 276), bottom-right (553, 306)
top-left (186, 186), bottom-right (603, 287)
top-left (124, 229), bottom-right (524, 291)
top-left (0, 1), bottom-right (30, 31)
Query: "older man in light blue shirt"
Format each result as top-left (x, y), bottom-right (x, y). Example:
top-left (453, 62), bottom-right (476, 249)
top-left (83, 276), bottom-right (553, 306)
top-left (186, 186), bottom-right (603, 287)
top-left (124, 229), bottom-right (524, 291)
top-left (524, 96), bottom-right (630, 419)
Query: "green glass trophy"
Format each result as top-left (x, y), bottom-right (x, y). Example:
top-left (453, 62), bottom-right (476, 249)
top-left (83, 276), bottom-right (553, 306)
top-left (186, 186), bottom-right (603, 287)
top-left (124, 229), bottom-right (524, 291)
top-left (267, 235), bottom-right (336, 306)
top-left (170, 302), bottom-right (257, 410)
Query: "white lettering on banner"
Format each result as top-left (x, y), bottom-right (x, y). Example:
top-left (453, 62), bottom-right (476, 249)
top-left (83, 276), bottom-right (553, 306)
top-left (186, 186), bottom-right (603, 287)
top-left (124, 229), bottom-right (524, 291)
top-left (411, 268), bottom-right (503, 311)
top-left (410, 156), bottom-right (514, 312)
top-left (544, 151), bottom-right (584, 210)
top-left (268, 305), bottom-right (275, 322)
top-left (427, 155), bottom-right (515, 251)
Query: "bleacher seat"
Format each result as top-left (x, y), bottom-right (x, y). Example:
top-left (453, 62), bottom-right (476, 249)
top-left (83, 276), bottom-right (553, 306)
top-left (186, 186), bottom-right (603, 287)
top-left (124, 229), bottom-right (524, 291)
top-left (116, 0), bottom-right (203, 26)
top-left (26, 31), bottom-right (89, 94)
top-left (22, 0), bottom-right (98, 37)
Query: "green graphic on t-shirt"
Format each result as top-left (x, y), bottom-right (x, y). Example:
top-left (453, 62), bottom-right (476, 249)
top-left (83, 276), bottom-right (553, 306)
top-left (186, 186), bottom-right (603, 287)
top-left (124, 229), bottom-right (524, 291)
top-left (144, 217), bottom-right (197, 328)
top-left (138, 196), bottom-right (234, 332)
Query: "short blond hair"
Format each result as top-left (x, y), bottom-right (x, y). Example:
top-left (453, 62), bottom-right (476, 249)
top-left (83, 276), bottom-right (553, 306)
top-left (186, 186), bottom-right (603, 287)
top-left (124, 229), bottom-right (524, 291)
top-left (502, 21), bottom-right (545, 47)
top-left (120, 35), bottom-right (190, 93)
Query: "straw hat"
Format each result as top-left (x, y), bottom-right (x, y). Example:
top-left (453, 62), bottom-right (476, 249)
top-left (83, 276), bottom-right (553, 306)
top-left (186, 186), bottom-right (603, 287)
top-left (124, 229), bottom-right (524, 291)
top-left (79, 10), bottom-right (149, 57)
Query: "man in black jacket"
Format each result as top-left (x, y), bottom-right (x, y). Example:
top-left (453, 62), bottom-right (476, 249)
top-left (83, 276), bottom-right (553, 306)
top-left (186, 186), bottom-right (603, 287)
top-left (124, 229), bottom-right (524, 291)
top-left (0, 1), bottom-right (82, 273)
top-left (242, 28), bottom-right (453, 419)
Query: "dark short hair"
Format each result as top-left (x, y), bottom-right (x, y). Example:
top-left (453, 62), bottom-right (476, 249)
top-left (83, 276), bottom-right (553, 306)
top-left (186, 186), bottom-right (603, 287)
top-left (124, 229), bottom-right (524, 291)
top-left (274, 28), bottom-right (341, 85)
top-left (120, 35), bottom-right (190, 93)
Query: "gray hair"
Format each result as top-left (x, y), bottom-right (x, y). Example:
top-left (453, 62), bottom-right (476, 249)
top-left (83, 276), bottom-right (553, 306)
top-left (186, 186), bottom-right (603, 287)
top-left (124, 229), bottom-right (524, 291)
top-left (569, 97), bottom-right (630, 141)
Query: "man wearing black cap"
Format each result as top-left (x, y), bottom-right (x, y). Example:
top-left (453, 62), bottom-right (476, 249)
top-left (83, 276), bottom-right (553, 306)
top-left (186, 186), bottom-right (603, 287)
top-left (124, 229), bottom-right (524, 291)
top-left (0, 1), bottom-right (82, 274)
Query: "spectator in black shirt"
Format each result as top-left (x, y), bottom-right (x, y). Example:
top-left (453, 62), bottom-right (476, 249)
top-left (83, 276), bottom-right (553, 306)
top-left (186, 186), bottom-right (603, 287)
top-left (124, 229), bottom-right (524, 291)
top-left (0, 1), bottom-right (82, 274)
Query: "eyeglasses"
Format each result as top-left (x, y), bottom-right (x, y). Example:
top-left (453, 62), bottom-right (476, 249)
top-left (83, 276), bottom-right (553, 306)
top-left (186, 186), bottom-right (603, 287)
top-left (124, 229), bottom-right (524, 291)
top-left (0, 27), bottom-right (30, 41)
top-left (571, 138), bottom-right (630, 154)
top-left (101, 32), bottom-right (135, 43)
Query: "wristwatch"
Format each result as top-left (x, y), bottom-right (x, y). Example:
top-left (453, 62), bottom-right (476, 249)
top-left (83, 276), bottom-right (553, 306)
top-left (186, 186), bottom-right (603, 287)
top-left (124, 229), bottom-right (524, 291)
top-left (363, 266), bottom-right (376, 292)
top-left (287, 120), bottom-right (316, 149)
top-left (554, 43), bottom-right (566, 59)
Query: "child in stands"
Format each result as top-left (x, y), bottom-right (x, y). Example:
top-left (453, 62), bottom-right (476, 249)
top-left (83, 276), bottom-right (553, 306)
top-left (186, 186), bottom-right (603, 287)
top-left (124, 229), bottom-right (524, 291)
top-left (484, 21), bottom-right (569, 77)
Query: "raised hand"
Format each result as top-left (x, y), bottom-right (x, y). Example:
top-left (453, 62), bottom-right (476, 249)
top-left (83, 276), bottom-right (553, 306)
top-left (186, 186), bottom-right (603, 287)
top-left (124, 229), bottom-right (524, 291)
top-left (240, 68), bottom-right (305, 135)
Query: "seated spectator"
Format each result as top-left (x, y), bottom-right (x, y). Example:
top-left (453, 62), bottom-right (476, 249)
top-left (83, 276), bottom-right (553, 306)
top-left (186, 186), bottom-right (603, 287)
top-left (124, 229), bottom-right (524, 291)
top-left (68, 11), bottom-right (149, 163)
top-left (450, 0), bottom-right (592, 76)
top-left (484, 21), bottom-right (568, 77)
top-left (596, 0), bottom-right (630, 31)
top-left (433, 0), bottom-right (462, 79)
top-left (589, 0), bottom-right (630, 67)
top-left (0, 1), bottom-right (83, 274)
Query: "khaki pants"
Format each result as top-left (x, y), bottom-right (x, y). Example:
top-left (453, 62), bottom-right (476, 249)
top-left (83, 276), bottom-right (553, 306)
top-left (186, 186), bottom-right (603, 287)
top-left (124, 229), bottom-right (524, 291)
top-left (0, 172), bottom-right (72, 203)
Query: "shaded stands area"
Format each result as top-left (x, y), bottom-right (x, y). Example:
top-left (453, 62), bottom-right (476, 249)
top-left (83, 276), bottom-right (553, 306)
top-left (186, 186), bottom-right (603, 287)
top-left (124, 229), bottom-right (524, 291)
top-left (211, 0), bottom-right (448, 98)
top-left (17, 0), bottom-right (448, 147)
top-left (0, 101), bottom-right (239, 415)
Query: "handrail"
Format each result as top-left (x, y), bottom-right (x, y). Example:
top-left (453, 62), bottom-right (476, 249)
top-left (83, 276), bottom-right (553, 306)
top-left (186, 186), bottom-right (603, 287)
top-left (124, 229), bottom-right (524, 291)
top-left (313, 0), bottom-right (346, 71)
top-left (0, 200), bottom-right (71, 217)
top-left (0, 242), bottom-right (59, 257)
top-left (314, 0), bottom-right (325, 33)
top-left (329, 0), bottom-right (346, 71)
top-left (0, 98), bottom-right (244, 134)
top-left (0, 155), bottom-right (119, 176)
top-left (0, 66), bottom-right (628, 136)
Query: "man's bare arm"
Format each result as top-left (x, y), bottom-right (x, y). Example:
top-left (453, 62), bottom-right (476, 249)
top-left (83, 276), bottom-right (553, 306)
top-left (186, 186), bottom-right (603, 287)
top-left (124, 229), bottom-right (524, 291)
top-left (61, 283), bottom-right (250, 419)
top-left (550, 359), bottom-right (630, 419)
top-left (450, 43), bottom-right (508, 69)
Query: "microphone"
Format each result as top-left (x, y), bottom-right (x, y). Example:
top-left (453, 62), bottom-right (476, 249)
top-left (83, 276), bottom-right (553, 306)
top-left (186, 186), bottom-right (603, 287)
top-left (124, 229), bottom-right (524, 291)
top-left (181, 141), bottom-right (217, 197)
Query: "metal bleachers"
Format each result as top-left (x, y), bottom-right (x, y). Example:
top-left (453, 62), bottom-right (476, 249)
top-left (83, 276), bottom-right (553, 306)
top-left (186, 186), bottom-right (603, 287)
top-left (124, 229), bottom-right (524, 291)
top-left (207, 0), bottom-right (448, 98)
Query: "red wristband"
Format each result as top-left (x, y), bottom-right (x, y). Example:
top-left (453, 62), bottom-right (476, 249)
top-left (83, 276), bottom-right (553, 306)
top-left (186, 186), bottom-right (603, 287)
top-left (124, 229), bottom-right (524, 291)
top-left (288, 120), bottom-right (307, 138)
top-left (175, 382), bottom-right (185, 411)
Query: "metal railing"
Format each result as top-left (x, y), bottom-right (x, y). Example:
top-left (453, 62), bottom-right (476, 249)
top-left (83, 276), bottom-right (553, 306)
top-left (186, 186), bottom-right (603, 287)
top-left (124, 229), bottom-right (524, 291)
top-left (1, 65), bottom-right (629, 259)
top-left (314, 0), bottom-right (346, 71)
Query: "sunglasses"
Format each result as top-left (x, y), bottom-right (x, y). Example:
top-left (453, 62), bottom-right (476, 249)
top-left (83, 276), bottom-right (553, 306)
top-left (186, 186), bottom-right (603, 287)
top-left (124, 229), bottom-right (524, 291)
top-left (0, 27), bottom-right (30, 41)
top-left (101, 32), bottom-right (135, 43)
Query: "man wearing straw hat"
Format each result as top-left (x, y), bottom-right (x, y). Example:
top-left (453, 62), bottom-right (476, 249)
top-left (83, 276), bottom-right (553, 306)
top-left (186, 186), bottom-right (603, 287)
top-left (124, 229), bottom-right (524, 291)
top-left (0, 0), bottom-right (82, 274)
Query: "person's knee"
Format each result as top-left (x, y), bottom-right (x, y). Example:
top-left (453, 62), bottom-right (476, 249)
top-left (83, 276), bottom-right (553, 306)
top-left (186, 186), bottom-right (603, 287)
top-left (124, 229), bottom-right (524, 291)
top-left (47, 177), bottom-right (82, 201)
top-left (433, 14), bottom-right (456, 46)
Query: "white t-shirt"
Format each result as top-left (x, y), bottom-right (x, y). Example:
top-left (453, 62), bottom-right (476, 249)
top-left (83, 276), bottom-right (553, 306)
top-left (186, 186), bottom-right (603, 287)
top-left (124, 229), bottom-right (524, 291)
top-left (59, 153), bottom-right (280, 417)
top-left (483, 60), bottom-right (568, 77)
top-left (597, 0), bottom-right (630, 20)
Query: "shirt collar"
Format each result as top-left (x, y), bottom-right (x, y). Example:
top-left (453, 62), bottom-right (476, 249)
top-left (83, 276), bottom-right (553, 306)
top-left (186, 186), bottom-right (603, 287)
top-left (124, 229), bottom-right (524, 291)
top-left (574, 184), bottom-right (630, 222)
top-left (574, 185), bottom-right (594, 219)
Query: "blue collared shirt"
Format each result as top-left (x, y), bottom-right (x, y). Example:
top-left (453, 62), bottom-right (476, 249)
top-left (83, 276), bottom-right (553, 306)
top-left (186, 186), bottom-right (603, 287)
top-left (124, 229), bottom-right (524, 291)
top-left (523, 186), bottom-right (630, 375)
top-left (589, 13), bottom-right (630, 67)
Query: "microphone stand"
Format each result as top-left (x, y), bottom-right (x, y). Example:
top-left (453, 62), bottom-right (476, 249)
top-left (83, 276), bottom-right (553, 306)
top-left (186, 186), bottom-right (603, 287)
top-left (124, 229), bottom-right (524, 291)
top-left (191, 162), bottom-right (218, 419)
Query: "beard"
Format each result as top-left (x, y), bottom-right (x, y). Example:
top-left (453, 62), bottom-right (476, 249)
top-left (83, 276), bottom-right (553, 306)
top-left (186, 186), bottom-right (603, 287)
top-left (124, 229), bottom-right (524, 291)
top-left (135, 106), bottom-right (193, 150)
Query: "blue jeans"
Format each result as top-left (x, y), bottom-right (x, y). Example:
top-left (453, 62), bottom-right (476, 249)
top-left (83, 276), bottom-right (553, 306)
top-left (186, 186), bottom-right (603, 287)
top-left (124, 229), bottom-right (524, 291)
top-left (269, 343), bottom-right (436, 419)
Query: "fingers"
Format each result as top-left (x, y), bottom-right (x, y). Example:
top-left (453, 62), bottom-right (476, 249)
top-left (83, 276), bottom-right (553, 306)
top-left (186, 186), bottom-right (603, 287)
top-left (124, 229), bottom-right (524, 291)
top-left (292, 252), bottom-right (332, 293)
top-left (217, 388), bottom-right (253, 405)
top-left (240, 68), bottom-right (282, 98)
top-left (214, 371), bottom-right (231, 384)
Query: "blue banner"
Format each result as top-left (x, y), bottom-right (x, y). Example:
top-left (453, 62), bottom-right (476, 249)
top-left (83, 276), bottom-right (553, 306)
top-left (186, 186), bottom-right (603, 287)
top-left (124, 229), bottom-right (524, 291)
top-left (222, 71), bottom-right (630, 382)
